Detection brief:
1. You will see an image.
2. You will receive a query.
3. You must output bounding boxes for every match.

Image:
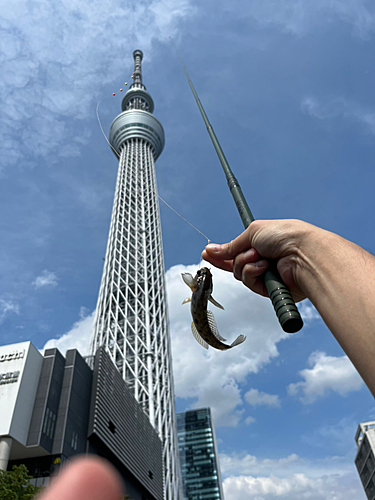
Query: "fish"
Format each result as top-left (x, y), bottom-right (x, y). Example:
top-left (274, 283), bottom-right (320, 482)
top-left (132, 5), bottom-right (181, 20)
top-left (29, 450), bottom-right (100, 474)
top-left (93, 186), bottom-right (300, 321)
top-left (181, 267), bottom-right (246, 351)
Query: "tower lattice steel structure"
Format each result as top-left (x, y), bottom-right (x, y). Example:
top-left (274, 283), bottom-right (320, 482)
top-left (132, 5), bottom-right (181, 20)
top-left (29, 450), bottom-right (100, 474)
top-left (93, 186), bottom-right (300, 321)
top-left (89, 49), bottom-right (182, 500)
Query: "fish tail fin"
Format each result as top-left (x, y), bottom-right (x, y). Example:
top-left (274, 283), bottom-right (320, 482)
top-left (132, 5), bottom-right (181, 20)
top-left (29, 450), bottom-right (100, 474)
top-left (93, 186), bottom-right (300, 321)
top-left (230, 335), bottom-right (246, 348)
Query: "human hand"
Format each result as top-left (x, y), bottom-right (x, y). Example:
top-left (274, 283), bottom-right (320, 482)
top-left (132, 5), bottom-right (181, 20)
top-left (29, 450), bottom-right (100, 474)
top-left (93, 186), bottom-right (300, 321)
top-left (202, 219), bottom-right (316, 303)
top-left (37, 456), bottom-right (123, 500)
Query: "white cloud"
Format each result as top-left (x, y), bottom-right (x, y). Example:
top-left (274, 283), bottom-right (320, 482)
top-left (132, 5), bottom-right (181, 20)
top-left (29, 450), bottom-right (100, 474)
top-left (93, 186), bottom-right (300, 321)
top-left (0, 298), bottom-right (20, 323)
top-left (220, 450), bottom-right (362, 478)
top-left (149, 0), bottom-right (194, 30)
top-left (0, 0), bottom-right (195, 169)
top-left (245, 416), bottom-right (256, 425)
top-left (167, 261), bottom-right (287, 426)
top-left (297, 300), bottom-right (320, 323)
top-left (220, 452), bottom-right (300, 477)
top-left (245, 388), bottom-right (281, 408)
top-left (42, 307), bottom-right (94, 356)
top-left (223, 472), bottom-right (361, 500)
top-left (32, 270), bottom-right (58, 289)
top-left (301, 96), bottom-right (375, 135)
top-left (287, 351), bottom-right (363, 404)
top-left (302, 97), bottom-right (343, 120)
top-left (219, 450), bottom-right (358, 479)
top-left (244, 0), bottom-right (375, 39)
top-left (220, 452), bottom-right (363, 500)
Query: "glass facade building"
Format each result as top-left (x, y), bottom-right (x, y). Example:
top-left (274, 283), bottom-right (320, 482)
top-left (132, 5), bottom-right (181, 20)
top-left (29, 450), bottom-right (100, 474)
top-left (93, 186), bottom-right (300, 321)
top-left (177, 408), bottom-right (224, 500)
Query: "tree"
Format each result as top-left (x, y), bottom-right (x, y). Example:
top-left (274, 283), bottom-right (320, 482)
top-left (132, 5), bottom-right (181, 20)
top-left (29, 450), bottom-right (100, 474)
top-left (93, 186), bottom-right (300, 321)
top-left (0, 464), bottom-right (43, 500)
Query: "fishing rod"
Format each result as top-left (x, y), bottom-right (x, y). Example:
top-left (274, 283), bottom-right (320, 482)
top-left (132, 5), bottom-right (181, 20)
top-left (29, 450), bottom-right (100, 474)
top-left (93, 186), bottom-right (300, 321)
top-left (174, 47), bottom-right (303, 334)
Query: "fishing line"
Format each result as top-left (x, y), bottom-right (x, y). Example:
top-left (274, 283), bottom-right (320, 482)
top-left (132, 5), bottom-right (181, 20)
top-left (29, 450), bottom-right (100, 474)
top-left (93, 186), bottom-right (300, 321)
top-left (141, 39), bottom-right (164, 67)
top-left (96, 97), bottom-right (211, 244)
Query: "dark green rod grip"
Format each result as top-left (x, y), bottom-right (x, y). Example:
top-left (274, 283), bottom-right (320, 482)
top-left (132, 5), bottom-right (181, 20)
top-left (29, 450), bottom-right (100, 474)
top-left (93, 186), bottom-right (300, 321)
top-left (234, 194), bottom-right (303, 334)
top-left (263, 265), bottom-right (304, 334)
top-left (176, 47), bottom-right (303, 333)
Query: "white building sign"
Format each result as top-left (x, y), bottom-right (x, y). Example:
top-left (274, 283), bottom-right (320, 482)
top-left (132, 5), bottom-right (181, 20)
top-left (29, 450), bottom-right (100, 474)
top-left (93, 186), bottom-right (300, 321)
top-left (0, 351), bottom-right (25, 363)
top-left (0, 371), bottom-right (20, 385)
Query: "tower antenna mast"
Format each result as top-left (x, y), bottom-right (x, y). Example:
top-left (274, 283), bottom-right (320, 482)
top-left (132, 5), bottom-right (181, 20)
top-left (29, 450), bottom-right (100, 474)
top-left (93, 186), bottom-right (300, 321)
top-left (174, 46), bottom-right (303, 334)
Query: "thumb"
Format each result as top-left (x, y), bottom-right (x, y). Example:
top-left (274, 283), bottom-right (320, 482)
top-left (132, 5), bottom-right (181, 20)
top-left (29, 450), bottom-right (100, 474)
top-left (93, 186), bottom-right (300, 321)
top-left (204, 228), bottom-right (253, 260)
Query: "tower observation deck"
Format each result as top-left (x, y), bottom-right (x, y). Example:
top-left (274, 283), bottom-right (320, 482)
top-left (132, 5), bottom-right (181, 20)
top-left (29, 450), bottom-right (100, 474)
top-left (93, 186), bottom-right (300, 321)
top-left (89, 50), bottom-right (182, 500)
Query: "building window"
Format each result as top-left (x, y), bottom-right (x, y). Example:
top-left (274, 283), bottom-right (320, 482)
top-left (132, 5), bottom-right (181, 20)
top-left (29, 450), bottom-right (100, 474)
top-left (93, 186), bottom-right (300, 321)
top-left (43, 408), bottom-right (57, 440)
top-left (42, 408), bottom-right (50, 434)
top-left (50, 413), bottom-right (56, 439)
top-left (71, 431), bottom-right (78, 450)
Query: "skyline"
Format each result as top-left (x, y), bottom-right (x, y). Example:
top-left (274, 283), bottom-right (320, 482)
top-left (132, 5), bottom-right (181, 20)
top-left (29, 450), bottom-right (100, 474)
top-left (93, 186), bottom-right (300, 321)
top-left (1, 0), bottom-right (375, 499)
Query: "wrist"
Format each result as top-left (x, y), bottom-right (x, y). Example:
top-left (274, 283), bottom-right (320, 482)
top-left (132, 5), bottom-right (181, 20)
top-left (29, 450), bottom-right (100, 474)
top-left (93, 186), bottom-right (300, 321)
top-left (295, 225), bottom-right (367, 304)
top-left (280, 222), bottom-right (335, 299)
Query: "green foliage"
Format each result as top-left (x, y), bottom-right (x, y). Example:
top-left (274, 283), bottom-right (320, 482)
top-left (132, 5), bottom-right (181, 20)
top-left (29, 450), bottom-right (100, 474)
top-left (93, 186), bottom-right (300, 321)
top-left (0, 464), bottom-right (43, 500)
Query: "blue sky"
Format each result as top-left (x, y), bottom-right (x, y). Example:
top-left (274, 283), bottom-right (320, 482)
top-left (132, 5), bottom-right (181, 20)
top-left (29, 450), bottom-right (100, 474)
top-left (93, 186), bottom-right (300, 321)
top-left (1, 0), bottom-right (375, 498)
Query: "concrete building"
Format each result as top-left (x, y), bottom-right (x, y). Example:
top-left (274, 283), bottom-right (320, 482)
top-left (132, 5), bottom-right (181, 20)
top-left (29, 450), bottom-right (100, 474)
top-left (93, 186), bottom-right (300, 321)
top-left (89, 49), bottom-right (182, 499)
top-left (0, 342), bottom-right (43, 472)
top-left (0, 341), bottom-right (163, 500)
top-left (355, 421), bottom-right (375, 500)
top-left (177, 408), bottom-right (224, 500)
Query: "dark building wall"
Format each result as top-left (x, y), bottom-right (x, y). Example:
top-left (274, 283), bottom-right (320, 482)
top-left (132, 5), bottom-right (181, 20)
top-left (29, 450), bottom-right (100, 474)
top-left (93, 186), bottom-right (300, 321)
top-left (88, 435), bottom-right (154, 500)
top-left (52, 349), bottom-right (92, 458)
top-left (27, 348), bottom-right (65, 452)
top-left (88, 347), bottom-right (163, 500)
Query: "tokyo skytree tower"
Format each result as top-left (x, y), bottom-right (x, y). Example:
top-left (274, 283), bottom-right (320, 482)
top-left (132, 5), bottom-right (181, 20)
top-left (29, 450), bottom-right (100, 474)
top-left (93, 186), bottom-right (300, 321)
top-left (89, 50), bottom-right (182, 500)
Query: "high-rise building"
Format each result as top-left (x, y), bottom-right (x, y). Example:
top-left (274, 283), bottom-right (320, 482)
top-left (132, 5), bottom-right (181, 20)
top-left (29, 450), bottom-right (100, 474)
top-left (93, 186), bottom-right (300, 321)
top-left (177, 408), bottom-right (224, 500)
top-left (355, 421), bottom-right (375, 500)
top-left (89, 49), bottom-right (182, 499)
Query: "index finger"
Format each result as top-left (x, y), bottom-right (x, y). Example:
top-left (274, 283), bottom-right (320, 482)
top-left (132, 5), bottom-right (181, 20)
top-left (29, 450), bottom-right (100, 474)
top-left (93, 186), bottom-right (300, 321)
top-left (201, 249), bottom-right (234, 272)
